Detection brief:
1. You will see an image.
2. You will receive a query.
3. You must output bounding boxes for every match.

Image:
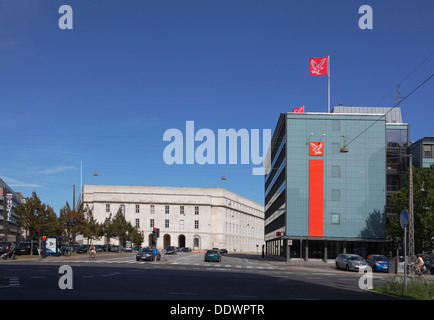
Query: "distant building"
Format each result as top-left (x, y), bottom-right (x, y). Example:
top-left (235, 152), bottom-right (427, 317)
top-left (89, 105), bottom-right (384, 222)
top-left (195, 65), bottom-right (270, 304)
top-left (0, 178), bottom-right (25, 241)
top-left (78, 185), bottom-right (264, 252)
top-left (409, 137), bottom-right (434, 169)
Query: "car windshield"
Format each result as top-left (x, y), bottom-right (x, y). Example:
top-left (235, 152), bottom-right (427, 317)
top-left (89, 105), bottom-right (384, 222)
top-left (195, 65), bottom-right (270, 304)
top-left (348, 255), bottom-right (363, 261)
top-left (373, 255), bottom-right (388, 261)
top-left (141, 248), bottom-right (153, 253)
top-left (207, 250), bottom-right (216, 253)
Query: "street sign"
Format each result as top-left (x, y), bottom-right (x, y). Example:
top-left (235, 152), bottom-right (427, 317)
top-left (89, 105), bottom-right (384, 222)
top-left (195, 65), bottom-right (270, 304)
top-left (400, 209), bottom-right (408, 228)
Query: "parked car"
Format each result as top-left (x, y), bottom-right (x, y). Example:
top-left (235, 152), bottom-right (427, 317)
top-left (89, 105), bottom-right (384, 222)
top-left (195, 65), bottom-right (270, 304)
top-left (335, 253), bottom-right (368, 271)
top-left (76, 244), bottom-right (89, 253)
top-left (181, 247), bottom-right (191, 252)
top-left (109, 245), bottom-right (121, 252)
top-left (220, 249), bottom-right (228, 255)
top-left (366, 254), bottom-right (389, 272)
top-left (15, 242), bottom-right (38, 255)
top-left (95, 245), bottom-right (104, 252)
top-left (417, 253), bottom-right (434, 275)
top-left (165, 246), bottom-right (177, 255)
top-left (136, 247), bottom-right (161, 261)
top-left (204, 249), bottom-right (221, 262)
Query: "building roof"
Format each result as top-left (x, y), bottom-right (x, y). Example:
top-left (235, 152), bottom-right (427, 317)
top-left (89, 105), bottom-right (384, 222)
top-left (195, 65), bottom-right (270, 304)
top-left (331, 106), bottom-right (404, 124)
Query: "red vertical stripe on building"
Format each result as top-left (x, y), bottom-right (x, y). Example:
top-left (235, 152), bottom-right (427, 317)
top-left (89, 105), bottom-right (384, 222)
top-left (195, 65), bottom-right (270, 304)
top-left (309, 159), bottom-right (324, 237)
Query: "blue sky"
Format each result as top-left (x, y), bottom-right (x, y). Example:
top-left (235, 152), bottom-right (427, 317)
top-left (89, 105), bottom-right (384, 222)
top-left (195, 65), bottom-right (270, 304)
top-left (1, 0), bottom-right (433, 213)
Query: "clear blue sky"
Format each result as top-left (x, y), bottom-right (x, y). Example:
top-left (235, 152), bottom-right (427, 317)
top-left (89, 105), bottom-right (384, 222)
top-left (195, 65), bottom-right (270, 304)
top-left (1, 0), bottom-right (433, 213)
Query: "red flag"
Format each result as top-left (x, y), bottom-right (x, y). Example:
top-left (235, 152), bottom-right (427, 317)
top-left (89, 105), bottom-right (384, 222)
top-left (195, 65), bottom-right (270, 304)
top-left (292, 106), bottom-right (304, 113)
top-left (309, 56), bottom-right (329, 76)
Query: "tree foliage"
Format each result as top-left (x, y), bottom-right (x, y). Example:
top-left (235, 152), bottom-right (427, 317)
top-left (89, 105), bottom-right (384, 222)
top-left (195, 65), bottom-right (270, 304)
top-left (388, 166), bottom-right (434, 253)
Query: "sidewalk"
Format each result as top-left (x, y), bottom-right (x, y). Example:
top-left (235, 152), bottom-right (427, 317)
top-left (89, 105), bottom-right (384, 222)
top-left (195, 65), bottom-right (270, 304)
top-left (1, 251), bottom-right (136, 262)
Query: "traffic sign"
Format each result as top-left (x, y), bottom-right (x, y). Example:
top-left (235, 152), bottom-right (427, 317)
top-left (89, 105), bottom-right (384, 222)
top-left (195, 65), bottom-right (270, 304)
top-left (400, 209), bottom-right (409, 228)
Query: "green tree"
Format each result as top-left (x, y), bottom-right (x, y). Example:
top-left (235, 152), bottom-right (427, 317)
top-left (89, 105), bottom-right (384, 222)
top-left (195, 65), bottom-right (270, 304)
top-left (109, 206), bottom-right (143, 248)
top-left (16, 191), bottom-right (56, 255)
top-left (389, 165), bottom-right (434, 253)
top-left (81, 205), bottom-right (102, 244)
top-left (58, 201), bottom-right (85, 242)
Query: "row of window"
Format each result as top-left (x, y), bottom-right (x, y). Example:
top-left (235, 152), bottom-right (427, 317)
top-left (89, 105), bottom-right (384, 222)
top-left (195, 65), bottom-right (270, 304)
top-left (136, 218), bottom-right (200, 229)
top-left (106, 204), bottom-right (200, 215)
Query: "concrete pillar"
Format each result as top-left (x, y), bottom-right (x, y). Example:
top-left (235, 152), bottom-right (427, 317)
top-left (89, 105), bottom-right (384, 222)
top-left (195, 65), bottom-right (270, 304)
top-left (324, 240), bottom-right (328, 263)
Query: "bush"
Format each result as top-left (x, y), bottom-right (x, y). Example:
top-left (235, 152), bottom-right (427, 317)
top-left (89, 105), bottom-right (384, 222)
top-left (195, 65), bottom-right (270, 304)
top-left (374, 276), bottom-right (434, 300)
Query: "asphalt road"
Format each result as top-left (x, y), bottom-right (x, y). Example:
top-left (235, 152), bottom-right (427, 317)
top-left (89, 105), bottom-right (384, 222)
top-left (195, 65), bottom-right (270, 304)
top-left (0, 252), bottom-right (398, 301)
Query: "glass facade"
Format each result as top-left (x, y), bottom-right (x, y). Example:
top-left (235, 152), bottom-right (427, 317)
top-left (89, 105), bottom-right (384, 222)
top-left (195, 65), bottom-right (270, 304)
top-left (285, 113), bottom-right (386, 240)
top-left (265, 112), bottom-right (387, 259)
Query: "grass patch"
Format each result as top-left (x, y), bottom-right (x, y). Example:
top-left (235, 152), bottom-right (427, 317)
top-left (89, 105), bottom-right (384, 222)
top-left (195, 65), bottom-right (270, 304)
top-left (373, 276), bottom-right (434, 300)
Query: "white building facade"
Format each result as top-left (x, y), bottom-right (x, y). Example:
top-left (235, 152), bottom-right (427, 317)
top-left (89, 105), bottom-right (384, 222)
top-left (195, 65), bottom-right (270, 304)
top-left (79, 185), bottom-right (264, 252)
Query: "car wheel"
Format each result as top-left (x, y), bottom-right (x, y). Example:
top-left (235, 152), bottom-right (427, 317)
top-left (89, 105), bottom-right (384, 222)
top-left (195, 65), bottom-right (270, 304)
top-left (335, 262), bottom-right (339, 269)
top-left (345, 264), bottom-right (350, 271)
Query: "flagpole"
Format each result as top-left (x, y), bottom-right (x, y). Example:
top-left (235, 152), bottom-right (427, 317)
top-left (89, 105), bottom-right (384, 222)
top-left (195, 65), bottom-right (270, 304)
top-left (328, 55), bottom-right (330, 113)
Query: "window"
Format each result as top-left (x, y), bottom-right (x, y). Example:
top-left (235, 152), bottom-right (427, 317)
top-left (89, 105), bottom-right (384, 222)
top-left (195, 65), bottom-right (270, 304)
top-left (106, 204), bottom-right (110, 213)
top-left (135, 218), bottom-right (140, 228)
top-left (135, 204), bottom-right (140, 213)
top-left (194, 220), bottom-right (199, 229)
top-left (150, 204), bottom-right (155, 214)
top-left (331, 166), bottom-right (340, 178)
top-left (331, 120), bottom-right (340, 131)
top-left (180, 206), bottom-right (184, 215)
top-left (180, 220), bottom-right (184, 229)
top-left (331, 213), bottom-right (340, 225)
top-left (165, 205), bottom-right (170, 214)
top-left (195, 206), bottom-right (199, 215)
top-left (150, 219), bottom-right (154, 228)
top-left (332, 189), bottom-right (340, 201)
top-left (165, 219), bottom-right (170, 228)
top-left (332, 142), bottom-right (340, 154)
top-left (423, 145), bottom-right (433, 158)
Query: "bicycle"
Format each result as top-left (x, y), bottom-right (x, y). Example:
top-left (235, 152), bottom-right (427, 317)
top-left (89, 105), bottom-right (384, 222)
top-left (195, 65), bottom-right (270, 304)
top-left (408, 262), bottom-right (430, 276)
top-left (89, 251), bottom-right (96, 261)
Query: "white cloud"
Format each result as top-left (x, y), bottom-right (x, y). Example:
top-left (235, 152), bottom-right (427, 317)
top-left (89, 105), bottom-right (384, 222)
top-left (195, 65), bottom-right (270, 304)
top-left (1, 176), bottom-right (40, 188)
top-left (36, 166), bottom-right (76, 174)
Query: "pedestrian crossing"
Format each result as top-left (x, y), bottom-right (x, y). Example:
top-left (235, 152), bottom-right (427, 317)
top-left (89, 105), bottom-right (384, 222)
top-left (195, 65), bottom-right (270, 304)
top-left (47, 258), bottom-right (280, 271)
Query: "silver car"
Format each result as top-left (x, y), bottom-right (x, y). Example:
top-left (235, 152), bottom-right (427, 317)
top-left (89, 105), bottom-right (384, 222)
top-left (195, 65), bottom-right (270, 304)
top-left (335, 254), bottom-right (368, 271)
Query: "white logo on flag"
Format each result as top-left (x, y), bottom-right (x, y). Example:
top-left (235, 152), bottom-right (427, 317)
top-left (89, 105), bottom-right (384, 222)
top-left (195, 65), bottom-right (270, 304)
top-left (310, 58), bottom-right (327, 75)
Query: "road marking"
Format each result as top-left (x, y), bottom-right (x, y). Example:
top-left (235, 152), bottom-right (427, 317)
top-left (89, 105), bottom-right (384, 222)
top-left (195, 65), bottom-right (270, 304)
top-left (7, 277), bottom-right (20, 287)
top-left (228, 294), bottom-right (258, 298)
top-left (168, 292), bottom-right (198, 296)
top-left (101, 272), bottom-right (120, 277)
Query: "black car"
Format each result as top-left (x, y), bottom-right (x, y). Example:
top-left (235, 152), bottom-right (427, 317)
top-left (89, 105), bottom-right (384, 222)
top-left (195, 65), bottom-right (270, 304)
top-left (417, 253), bottom-right (434, 274)
top-left (136, 247), bottom-right (161, 261)
top-left (220, 249), bottom-right (228, 255)
top-left (165, 246), bottom-right (177, 255)
top-left (76, 244), bottom-right (89, 253)
top-left (16, 242), bottom-right (38, 255)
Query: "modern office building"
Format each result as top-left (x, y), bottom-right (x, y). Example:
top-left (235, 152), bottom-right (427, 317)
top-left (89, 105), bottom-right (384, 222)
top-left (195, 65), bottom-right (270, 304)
top-left (332, 106), bottom-right (410, 218)
top-left (78, 185), bottom-right (264, 252)
top-left (265, 110), bottom-right (388, 260)
top-left (409, 137), bottom-right (434, 169)
top-left (0, 178), bottom-right (25, 241)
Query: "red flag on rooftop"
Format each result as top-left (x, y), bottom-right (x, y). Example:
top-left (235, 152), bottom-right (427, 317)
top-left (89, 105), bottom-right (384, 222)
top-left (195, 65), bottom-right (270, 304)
top-left (309, 56), bottom-right (329, 76)
top-left (292, 106), bottom-right (304, 113)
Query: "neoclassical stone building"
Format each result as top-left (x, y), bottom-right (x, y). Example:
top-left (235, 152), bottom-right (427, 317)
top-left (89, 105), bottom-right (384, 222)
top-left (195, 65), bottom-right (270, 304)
top-left (78, 185), bottom-right (264, 252)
